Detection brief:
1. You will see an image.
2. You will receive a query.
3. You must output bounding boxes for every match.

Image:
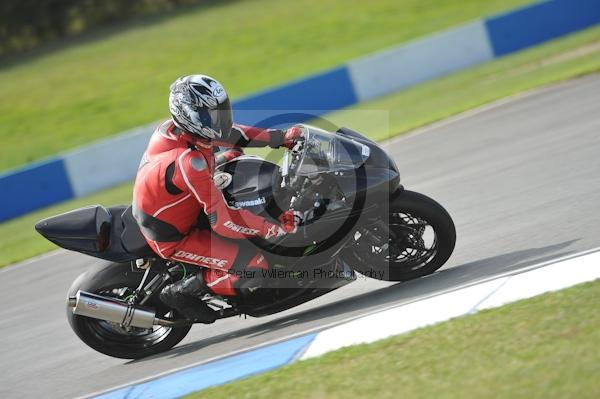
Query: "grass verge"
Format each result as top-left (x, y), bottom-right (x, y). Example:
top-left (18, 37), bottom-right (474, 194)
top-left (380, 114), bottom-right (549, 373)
top-left (0, 0), bottom-right (530, 170)
top-left (185, 279), bottom-right (600, 399)
top-left (2, 24), bottom-right (600, 268)
top-left (0, 182), bottom-right (133, 267)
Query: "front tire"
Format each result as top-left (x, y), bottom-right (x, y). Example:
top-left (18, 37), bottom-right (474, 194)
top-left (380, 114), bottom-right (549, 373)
top-left (345, 190), bottom-right (456, 281)
top-left (66, 261), bottom-right (192, 359)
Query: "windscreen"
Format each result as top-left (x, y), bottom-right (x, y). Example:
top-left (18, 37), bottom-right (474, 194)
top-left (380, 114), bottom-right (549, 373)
top-left (295, 125), bottom-right (370, 177)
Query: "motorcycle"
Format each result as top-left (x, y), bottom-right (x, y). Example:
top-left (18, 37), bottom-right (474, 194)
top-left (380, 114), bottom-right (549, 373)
top-left (35, 124), bottom-right (456, 359)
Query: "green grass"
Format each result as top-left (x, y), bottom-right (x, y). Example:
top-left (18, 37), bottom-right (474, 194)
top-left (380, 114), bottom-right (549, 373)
top-left (186, 279), bottom-right (600, 399)
top-left (2, 25), bottom-right (600, 268)
top-left (0, 0), bottom-right (531, 171)
top-left (319, 24), bottom-right (600, 140)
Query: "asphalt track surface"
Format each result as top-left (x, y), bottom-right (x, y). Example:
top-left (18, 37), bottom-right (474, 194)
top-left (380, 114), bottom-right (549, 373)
top-left (2, 74), bottom-right (600, 399)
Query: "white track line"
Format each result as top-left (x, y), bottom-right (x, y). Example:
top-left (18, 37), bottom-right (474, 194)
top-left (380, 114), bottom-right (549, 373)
top-left (300, 248), bottom-right (600, 359)
top-left (82, 247), bottom-right (600, 399)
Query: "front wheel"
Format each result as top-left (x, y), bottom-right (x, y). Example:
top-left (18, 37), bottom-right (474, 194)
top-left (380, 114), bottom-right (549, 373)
top-left (66, 261), bottom-right (192, 359)
top-left (344, 190), bottom-right (456, 281)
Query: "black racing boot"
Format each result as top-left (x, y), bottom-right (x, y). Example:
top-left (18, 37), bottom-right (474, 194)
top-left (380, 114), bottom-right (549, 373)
top-left (159, 275), bottom-right (217, 324)
top-left (235, 277), bottom-right (273, 307)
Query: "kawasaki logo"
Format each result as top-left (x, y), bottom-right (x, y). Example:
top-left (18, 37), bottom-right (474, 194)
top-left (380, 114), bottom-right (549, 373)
top-left (233, 197), bottom-right (266, 208)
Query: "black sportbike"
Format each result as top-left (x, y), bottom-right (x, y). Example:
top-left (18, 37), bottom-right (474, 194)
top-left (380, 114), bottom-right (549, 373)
top-left (36, 124), bottom-right (456, 359)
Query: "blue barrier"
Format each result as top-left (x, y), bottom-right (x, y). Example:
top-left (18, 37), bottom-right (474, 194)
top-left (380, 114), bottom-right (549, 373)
top-left (486, 0), bottom-right (600, 56)
top-left (234, 66), bottom-right (357, 127)
top-left (0, 158), bottom-right (73, 222)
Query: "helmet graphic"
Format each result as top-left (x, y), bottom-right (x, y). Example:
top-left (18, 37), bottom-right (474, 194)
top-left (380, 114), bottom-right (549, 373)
top-left (169, 74), bottom-right (233, 140)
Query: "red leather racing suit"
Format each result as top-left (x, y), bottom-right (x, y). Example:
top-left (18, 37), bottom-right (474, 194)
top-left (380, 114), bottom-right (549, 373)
top-left (133, 119), bottom-right (285, 296)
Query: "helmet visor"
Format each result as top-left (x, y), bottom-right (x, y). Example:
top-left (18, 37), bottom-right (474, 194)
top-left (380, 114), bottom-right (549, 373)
top-left (204, 98), bottom-right (233, 138)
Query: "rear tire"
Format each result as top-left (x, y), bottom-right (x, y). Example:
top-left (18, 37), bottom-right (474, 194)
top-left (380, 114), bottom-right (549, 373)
top-left (345, 190), bottom-right (456, 281)
top-left (66, 262), bottom-right (192, 359)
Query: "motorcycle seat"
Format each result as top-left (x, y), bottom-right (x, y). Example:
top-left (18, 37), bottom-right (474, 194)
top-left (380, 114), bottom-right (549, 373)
top-left (119, 206), bottom-right (156, 258)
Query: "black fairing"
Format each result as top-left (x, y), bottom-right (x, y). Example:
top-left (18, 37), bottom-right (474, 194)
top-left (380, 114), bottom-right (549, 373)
top-left (218, 129), bottom-right (400, 224)
top-left (333, 168), bottom-right (399, 203)
top-left (337, 126), bottom-right (401, 173)
top-left (334, 127), bottom-right (401, 203)
top-left (219, 157), bottom-right (286, 221)
top-left (35, 205), bottom-right (154, 262)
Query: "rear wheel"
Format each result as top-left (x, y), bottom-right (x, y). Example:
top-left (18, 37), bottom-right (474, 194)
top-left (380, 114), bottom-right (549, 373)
top-left (345, 190), bottom-right (456, 281)
top-left (66, 262), bottom-right (191, 359)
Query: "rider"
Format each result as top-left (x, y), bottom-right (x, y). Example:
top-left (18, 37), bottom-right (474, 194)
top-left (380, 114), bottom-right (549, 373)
top-left (132, 74), bottom-right (303, 323)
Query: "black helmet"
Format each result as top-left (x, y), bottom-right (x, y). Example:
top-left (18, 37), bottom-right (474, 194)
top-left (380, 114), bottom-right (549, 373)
top-left (169, 74), bottom-right (233, 140)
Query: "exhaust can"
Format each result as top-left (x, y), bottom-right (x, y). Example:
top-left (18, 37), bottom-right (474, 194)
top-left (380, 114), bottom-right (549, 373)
top-left (72, 290), bottom-right (156, 329)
